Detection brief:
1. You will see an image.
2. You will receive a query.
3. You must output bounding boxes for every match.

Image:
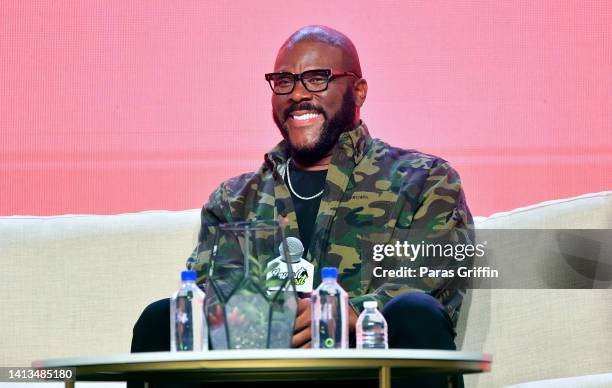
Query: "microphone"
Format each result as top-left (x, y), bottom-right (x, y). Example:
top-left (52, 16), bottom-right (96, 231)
top-left (284, 236), bottom-right (304, 263)
top-left (266, 237), bottom-right (314, 296)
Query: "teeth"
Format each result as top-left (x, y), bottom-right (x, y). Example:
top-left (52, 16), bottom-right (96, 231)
top-left (292, 112), bottom-right (319, 121)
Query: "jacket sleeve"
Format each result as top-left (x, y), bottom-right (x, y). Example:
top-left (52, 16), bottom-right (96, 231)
top-left (188, 183), bottom-right (233, 286)
top-left (349, 160), bottom-right (474, 324)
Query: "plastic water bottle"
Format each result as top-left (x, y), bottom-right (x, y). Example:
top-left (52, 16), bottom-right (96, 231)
top-left (170, 270), bottom-right (207, 351)
top-left (356, 301), bottom-right (388, 349)
top-left (311, 267), bottom-right (348, 349)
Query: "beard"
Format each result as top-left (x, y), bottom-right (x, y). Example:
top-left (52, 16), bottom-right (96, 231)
top-left (273, 88), bottom-right (356, 166)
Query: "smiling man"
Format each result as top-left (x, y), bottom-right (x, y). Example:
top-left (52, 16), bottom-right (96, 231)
top-left (131, 26), bottom-right (472, 388)
top-left (268, 35), bottom-right (365, 170)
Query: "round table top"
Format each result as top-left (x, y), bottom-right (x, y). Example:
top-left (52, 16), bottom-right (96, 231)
top-left (33, 349), bottom-right (492, 383)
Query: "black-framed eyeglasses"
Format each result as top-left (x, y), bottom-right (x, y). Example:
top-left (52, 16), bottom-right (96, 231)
top-left (264, 69), bottom-right (359, 95)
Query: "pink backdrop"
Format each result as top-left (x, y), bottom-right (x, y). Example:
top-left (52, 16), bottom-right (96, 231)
top-left (1, 1), bottom-right (611, 217)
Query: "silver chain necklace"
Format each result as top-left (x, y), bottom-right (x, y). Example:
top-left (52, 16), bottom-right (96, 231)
top-left (285, 157), bottom-right (325, 201)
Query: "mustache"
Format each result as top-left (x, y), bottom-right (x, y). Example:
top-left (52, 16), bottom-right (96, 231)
top-left (283, 103), bottom-right (325, 121)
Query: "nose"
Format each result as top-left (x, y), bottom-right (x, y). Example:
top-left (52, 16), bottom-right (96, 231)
top-left (289, 78), bottom-right (313, 103)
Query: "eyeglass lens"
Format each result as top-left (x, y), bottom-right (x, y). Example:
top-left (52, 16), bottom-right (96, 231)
top-left (269, 70), bottom-right (329, 94)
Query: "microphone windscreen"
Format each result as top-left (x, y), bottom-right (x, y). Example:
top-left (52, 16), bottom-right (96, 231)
top-left (283, 237), bottom-right (304, 262)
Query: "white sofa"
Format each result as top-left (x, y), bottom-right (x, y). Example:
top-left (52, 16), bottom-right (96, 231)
top-left (1, 191), bottom-right (611, 387)
top-left (458, 191), bottom-right (612, 387)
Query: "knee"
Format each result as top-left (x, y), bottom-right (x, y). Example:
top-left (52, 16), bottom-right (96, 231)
top-left (131, 298), bottom-right (170, 352)
top-left (382, 292), bottom-right (447, 326)
top-left (135, 298), bottom-right (170, 329)
top-left (382, 292), bottom-right (456, 349)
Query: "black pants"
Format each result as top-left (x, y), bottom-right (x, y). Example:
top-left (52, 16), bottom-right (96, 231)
top-left (129, 293), bottom-right (463, 388)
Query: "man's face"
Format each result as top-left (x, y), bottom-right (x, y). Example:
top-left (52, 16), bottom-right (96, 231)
top-left (271, 42), bottom-right (358, 165)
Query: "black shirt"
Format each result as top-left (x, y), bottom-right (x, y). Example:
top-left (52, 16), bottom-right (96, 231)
top-left (285, 161), bottom-right (327, 257)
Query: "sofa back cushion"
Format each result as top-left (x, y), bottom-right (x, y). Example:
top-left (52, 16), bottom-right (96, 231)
top-left (460, 191), bottom-right (612, 387)
top-left (0, 210), bottom-right (200, 367)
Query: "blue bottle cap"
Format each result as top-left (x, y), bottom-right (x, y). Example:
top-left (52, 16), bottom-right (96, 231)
top-left (181, 270), bottom-right (197, 281)
top-left (321, 267), bottom-right (338, 279)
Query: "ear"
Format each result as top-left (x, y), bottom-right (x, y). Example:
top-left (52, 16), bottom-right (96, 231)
top-left (353, 78), bottom-right (368, 108)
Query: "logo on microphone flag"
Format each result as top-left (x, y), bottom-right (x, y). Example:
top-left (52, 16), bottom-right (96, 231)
top-left (266, 257), bottom-right (314, 293)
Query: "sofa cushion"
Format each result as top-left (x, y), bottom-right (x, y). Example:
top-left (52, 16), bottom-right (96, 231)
top-left (475, 191), bottom-right (612, 229)
top-left (461, 191), bottom-right (612, 388)
top-left (0, 210), bottom-right (200, 367)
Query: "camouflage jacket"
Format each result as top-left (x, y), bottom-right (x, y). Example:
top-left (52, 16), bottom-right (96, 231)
top-left (193, 122), bottom-right (473, 324)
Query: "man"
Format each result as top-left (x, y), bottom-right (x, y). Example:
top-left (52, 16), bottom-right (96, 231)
top-left (132, 26), bottom-right (472, 388)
